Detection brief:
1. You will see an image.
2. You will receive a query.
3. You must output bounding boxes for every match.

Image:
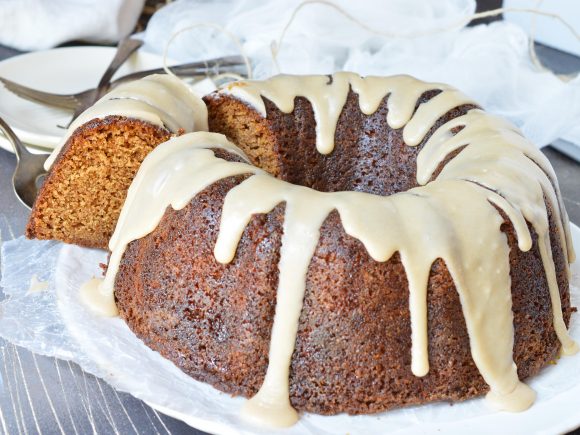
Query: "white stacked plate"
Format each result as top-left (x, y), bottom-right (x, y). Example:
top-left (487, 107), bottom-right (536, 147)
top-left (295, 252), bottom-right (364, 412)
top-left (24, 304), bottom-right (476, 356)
top-left (0, 46), bottom-right (167, 154)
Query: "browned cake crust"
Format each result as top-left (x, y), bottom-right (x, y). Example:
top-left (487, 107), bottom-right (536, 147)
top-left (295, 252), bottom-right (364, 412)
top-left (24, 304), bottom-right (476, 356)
top-left (26, 116), bottom-right (171, 249)
top-left (114, 91), bottom-right (573, 415)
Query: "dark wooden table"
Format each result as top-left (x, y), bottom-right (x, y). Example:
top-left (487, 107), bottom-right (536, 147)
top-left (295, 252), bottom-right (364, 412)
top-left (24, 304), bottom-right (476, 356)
top-left (0, 42), bottom-right (579, 435)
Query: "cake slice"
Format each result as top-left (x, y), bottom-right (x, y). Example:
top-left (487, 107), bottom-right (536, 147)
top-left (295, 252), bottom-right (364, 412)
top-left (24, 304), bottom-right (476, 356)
top-left (26, 74), bottom-right (207, 249)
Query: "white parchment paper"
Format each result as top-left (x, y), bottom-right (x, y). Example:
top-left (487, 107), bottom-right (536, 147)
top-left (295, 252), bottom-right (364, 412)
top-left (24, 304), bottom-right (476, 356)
top-left (1, 226), bottom-right (580, 434)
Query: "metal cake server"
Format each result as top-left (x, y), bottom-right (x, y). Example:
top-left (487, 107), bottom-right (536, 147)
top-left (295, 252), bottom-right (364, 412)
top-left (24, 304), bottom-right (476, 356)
top-left (65, 37), bottom-right (144, 126)
top-left (0, 117), bottom-right (47, 209)
top-left (0, 55), bottom-right (247, 112)
top-left (0, 38), bottom-right (143, 128)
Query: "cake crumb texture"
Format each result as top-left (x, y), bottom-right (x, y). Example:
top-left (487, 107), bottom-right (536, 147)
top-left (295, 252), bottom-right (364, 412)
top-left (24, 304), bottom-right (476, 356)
top-left (26, 116), bottom-right (171, 249)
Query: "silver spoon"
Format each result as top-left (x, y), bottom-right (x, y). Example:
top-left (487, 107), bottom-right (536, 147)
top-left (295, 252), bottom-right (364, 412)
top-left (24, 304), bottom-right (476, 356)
top-left (0, 117), bottom-right (47, 209)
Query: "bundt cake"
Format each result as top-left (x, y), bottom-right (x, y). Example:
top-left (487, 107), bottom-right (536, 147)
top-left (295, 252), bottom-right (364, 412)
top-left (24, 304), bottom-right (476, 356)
top-left (80, 73), bottom-right (576, 428)
top-left (26, 74), bottom-right (208, 249)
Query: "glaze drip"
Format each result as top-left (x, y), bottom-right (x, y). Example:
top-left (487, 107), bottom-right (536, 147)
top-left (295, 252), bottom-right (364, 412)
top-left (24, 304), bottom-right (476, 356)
top-left (45, 74), bottom-right (208, 170)
top-left (86, 73), bottom-right (576, 428)
top-left (221, 73), bottom-right (476, 153)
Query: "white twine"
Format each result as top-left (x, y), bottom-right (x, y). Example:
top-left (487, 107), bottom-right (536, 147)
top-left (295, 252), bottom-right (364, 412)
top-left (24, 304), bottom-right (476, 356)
top-left (161, 22), bottom-right (252, 82)
top-left (271, 0), bottom-right (580, 78)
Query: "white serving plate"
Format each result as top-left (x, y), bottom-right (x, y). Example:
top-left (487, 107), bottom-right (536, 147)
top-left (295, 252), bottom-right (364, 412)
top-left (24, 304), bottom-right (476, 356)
top-left (0, 46), bottom-right (167, 153)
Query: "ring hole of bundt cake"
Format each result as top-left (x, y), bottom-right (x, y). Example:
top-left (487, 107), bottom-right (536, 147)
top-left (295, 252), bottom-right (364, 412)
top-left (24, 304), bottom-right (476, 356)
top-left (205, 89), bottom-right (477, 197)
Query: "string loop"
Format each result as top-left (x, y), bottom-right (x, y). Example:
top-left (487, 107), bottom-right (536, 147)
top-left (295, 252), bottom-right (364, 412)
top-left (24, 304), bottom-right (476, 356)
top-left (162, 22), bottom-right (252, 82)
top-left (271, 0), bottom-right (580, 78)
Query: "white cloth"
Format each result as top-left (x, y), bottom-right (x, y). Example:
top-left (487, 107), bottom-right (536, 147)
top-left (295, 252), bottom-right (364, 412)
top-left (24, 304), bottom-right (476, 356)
top-left (0, 0), bottom-right (145, 51)
top-left (142, 0), bottom-right (580, 151)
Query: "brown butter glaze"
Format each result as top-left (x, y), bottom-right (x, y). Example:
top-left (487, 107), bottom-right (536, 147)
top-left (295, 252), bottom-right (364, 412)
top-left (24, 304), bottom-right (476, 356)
top-left (86, 73), bottom-right (577, 427)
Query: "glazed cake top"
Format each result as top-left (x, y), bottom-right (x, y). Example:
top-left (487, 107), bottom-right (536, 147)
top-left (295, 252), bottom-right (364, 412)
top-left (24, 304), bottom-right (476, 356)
top-left (83, 72), bottom-right (576, 428)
